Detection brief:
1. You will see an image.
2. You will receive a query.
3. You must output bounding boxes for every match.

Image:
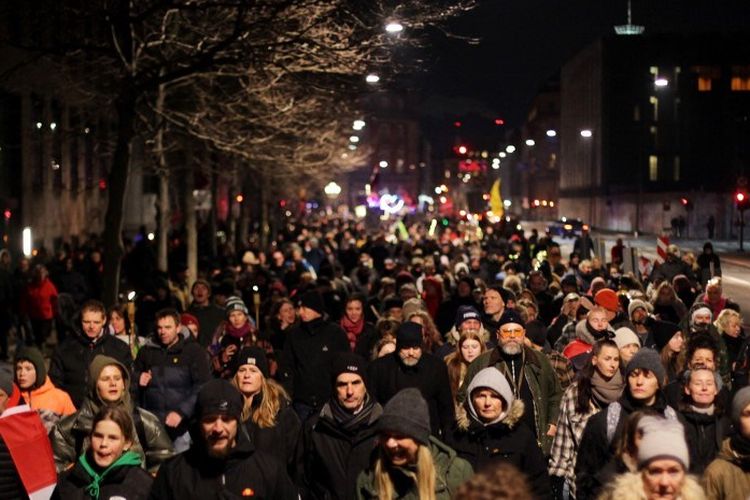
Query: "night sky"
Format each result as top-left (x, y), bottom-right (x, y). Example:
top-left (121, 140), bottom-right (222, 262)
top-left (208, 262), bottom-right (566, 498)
top-left (420, 0), bottom-right (750, 128)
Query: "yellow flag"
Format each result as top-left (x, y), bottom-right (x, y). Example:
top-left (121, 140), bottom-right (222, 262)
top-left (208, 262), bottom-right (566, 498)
top-left (490, 179), bottom-right (504, 217)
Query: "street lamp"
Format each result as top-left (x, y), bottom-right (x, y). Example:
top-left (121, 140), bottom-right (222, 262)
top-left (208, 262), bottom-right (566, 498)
top-left (505, 145), bottom-right (516, 153)
top-left (353, 120), bottom-right (365, 130)
top-left (525, 139), bottom-right (535, 147)
top-left (349, 135), bottom-right (360, 143)
top-left (365, 74), bottom-right (380, 83)
top-left (379, 160), bottom-right (389, 168)
top-left (580, 129), bottom-right (593, 138)
top-left (22, 227), bottom-right (32, 257)
top-left (385, 21), bottom-right (403, 34)
top-left (324, 181), bottom-right (342, 199)
top-left (654, 77), bottom-right (669, 88)
top-left (546, 129), bottom-right (557, 137)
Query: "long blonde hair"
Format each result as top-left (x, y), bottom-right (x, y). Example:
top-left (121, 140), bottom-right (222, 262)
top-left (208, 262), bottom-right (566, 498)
top-left (232, 372), bottom-right (290, 428)
top-left (373, 445), bottom-right (436, 500)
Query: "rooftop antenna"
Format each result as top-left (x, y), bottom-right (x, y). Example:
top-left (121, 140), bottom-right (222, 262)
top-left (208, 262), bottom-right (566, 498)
top-left (614, 0), bottom-right (645, 36)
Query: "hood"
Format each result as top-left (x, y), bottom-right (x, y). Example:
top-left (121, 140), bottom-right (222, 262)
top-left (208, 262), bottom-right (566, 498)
top-left (445, 324), bottom-right (490, 346)
top-left (575, 318), bottom-right (614, 345)
top-left (602, 472), bottom-right (706, 500)
top-left (456, 398), bottom-right (525, 431)
top-left (88, 354), bottom-right (132, 407)
top-left (14, 346), bottom-right (47, 390)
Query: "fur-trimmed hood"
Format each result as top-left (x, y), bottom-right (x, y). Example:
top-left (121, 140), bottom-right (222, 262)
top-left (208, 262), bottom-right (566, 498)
top-left (455, 398), bottom-right (525, 431)
top-left (575, 318), bottom-right (615, 345)
top-left (445, 324), bottom-right (491, 346)
top-left (598, 471), bottom-right (706, 500)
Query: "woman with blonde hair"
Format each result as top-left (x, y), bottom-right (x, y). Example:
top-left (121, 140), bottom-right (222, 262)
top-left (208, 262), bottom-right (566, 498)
top-left (651, 281), bottom-right (688, 324)
top-left (444, 330), bottom-right (486, 404)
top-left (356, 388), bottom-right (472, 500)
top-left (230, 346), bottom-right (301, 475)
top-left (715, 308), bottom-right (744, 369)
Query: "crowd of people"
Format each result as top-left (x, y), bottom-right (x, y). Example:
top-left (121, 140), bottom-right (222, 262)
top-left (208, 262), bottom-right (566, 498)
top-left (0, 215), bottom-right (748, 499)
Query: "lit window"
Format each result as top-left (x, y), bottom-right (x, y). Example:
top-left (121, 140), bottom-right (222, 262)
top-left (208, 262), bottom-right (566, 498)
top-left (698, 77), bottom-right (712, 91)
top-left (649, 156), bottom-right (658, 181)
top-left (649, 96), bottom-right (659, 121)
top-left (731, 77), bottom-right (750, 91)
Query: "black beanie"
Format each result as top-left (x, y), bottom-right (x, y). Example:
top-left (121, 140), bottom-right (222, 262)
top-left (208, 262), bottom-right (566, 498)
top-left (14, 346), bottom-right (47, 390)
top-left (298, 290), bottom-right (326, 316)
top-left (497, 309), bottom-right (525, 330)
top-left (525, 320), bottom-right (547, 347)
top-left (377, 388), bottom-right (431, 445)
top-left (396, 321), bottom-right (423, 350)
top-left (230, 346), bottom-right (270, 379)
top-left (330, 352), bottom-right (368, 389)
top-left (626, 348), bottom-right (667, 388)
top-left (651, 320), bottom-right (681, 351)
top-left (195, 379), bottom-right (244, 421)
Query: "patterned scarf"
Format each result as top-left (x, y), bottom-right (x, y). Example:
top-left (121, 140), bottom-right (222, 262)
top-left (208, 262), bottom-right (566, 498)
top-left (225, 322), bottom-right (253, 340)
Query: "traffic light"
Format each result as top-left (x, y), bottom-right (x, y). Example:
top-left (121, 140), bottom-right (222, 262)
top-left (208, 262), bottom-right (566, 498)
top-left (736, 190), bottom-right (750, 211)
top-left (680, 197), bottom-right (693, 211)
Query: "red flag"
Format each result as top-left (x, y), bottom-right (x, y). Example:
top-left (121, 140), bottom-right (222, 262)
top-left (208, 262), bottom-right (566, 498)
top-left (0, 405), bottom-right (57, 499)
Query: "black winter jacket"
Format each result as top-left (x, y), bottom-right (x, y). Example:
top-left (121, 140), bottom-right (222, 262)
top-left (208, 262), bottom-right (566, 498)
top-left (678, 408), bottom-right (731, 475)
top-left (149, 427), bottom-right (298, 500)
top-left (53, 459), bottom-right (152, 500)
top-left (278, 318), bottom-right (350, 408)
top-left (134, 335), bottom-right (211, 436)
top-left (49, 330), bottom-right (133, 408)
top-left (243, 400), bottom-right (302, 478)
top-left (367, 351), bottom-right (455, 437)
top-left (446, 400), bottom-right (551, 500)
top-left (302, 400), bottom-right (382, 500)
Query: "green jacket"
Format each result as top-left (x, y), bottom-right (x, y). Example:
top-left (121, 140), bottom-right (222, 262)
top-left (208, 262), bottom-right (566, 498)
top-left (355, 437), bottom-right (473, 500)
top-left (457, 345), bottom-right (562, 454)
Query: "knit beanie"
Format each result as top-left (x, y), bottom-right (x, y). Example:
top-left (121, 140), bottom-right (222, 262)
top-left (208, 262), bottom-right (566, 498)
top-left (196, 379), bottom-right (243, 421)
top-left (637, 419), bottom-right (689, 469)
top-left (401, 298), bottom-right (425, 321)
top-left (691, 307), bottom-right (713, 324)
top-left (298, 290), bottom-right (326, 316)
top-left (396, 321), bottom-right (423, 350)
top-left (180, 313), bottom-right (200, 331)
top-left (455, 305), bottom-right (482, 329)
top-left (88, 355), bottom-right (131, 405)
top-left (229, 346), bottom-right (270, 379)
top-left (382, 296), bottom-right (404, 312)
top-left (377, 388), bottom-right (431, 445)
top-left (466, 367), bottom-right (515, 424)
top-left (330, 352), bottom-right (368, 389)
top-left (651, 320), bottom-right (681, 351)
top-left (225, 296), bottom-right (249, 317)
top-left (561, 275), bottom-right (579, 290)
top-left (496, 309), bottom-right (525, 330)
top-left (613, 327), bottom-right (641, 350)
top-left (525, 320), bottom-right (547, 347)
top-left (0, 369), bottom-right (12, 397)
top-left (191, 278), bottom-right (212, 293)
top-left (626, 348), bottom-right (666, 387)
top-left (14, 346), bottom-right (47, 389)
top-left (732, 387), bottom-right (750, 426)
top-left (628, 299), bottom-right (652, 318)
top-left (594, 288), bottom-right (619, 313)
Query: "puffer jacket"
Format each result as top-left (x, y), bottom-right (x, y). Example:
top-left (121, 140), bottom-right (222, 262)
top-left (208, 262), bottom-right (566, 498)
top-left (355, 437), bottom-right (473, 500)
top-left (458, 346), bottom-right (562, 454)
top-left (50, 355), bottom-right (174, 473)
top-left (598, 471), bottom-right (705, 500)
top-left (703, 438), bottom-right (750, 500)
top-left (133, 334), bottom-right (211, 436)
top-left (446, 399), bottom-right (550, 499)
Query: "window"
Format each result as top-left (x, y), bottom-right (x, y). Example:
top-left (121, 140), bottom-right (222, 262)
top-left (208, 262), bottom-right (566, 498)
top-left (673, 156), bottom-right (680, 181)
top-left (649, 155), bottom-right (658, 181)
top-left (649, 96), bottom-right (659, 122)
top-left (691, 66), bottom-right (720, 92)
top-left (731, 77), bottom-right (750, 91)
top-left (698, 77), bottom-right (712, 91)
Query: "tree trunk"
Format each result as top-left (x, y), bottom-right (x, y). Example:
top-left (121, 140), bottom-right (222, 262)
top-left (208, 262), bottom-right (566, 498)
top-left (155, 82), bottom-right (169, 272)
top-left (185, 166), bottom-right (197, 287)
top-left (102, 89), bottom-right (137, 307)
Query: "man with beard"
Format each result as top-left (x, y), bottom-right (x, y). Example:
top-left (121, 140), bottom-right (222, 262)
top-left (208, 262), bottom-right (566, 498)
top-left (459, 309), bottom-right (562, 455)
top-left (367, 321), bottom-right (455, 438)
top-left (150, 379), bottom-right (297, 499)
top-left (628, 298), bottom-right (655, 348)
top-left (303, 353), bottom-right (382, 500)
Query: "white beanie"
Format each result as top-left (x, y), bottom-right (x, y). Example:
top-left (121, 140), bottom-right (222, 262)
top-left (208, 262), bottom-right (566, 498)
top-left (613, 327), bottom-right (641, 350)
top-left (691, 307), bottom-right (713, 323)
top-left (466, 367), bottom-right (515, 425)
top-left (637, 419), bottom-right (689, 469)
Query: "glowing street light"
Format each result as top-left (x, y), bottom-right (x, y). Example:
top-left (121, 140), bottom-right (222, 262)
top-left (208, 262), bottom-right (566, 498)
top-left (22, 227), bottom-right (32, 257)
top-left (365, 74), bottom-right (380, 83)
top-left (324, 181), bottom-right (342, 198)
top-left (525, 139), bottom-right (535, 147)
top-left (546, 129), bottom-right (557, 137)
top-left (505, 145), bottom-right (516, 153)
top-left (385, 21), bottom-right (403, 34)
top-left (349, 135), bottom-right (360, 143)
top-left (654, 77), bottom-right (669, 87)
top-left (499, 152), bottom-right (507, 158)
top-left (379, 160), bottom-right (389, 168)
top-left (580, 129), bottom-right (593, 138)
top-left (353, 120), bottom-right (366, 130)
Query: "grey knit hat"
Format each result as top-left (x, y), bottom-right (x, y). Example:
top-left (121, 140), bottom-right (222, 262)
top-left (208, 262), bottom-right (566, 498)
top-left (613, 327), bottom-right (641, 350)
top-left (225, 296), bottom-right (249, 317)
top-left (637, 419), bottom-right (689, 469)
top-left (627, 299), bottom-right (652, 318)
top-left (377, 388), bottom-right (431, 445)
top-left (626, 348), bottom-right (666, 388)
top-left (732, 387), bottom-right (750, 426)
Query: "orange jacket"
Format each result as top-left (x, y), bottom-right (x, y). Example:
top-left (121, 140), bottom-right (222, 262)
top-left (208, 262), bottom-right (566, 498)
top-left (20, 376), bottom-right (76, 416)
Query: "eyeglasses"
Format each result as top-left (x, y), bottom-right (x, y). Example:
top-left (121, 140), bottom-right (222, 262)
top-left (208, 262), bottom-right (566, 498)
top-left (499, 328), bottom-right (524, 339)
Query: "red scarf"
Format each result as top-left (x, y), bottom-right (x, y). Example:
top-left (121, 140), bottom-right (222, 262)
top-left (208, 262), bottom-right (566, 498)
top-left (340, 316), bottom-right (365, 351)
top-left (226, 322), bottom-right (253, 340)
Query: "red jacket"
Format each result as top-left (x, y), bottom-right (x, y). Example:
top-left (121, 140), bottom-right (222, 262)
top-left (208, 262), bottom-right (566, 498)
top-left (21, 279), bottom-right (58, 320)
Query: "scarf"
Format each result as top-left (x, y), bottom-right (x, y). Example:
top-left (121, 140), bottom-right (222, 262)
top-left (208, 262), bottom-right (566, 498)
top-left (79, 450), bottom-right (142, 500)
top-left (225, 322), bottom-right (253, 340)
top-left (689, 404), bottom-right (715, 415)
top-left (340, 316), bottom-right (365, 350)
top-left (329, 393), bottom-right (377, 432)
top-left (586, 320), bottom-right (614, 341)
top-left (730, 432), bottom-right (750, 459)
top-left (591, 369), bottom-right (624, 406)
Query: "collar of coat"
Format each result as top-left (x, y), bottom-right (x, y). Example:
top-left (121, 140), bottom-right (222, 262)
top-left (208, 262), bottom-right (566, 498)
top-left (601, 471), bottom-right (705, 500)
top-left (487, 345), bottom-right (542, 370)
